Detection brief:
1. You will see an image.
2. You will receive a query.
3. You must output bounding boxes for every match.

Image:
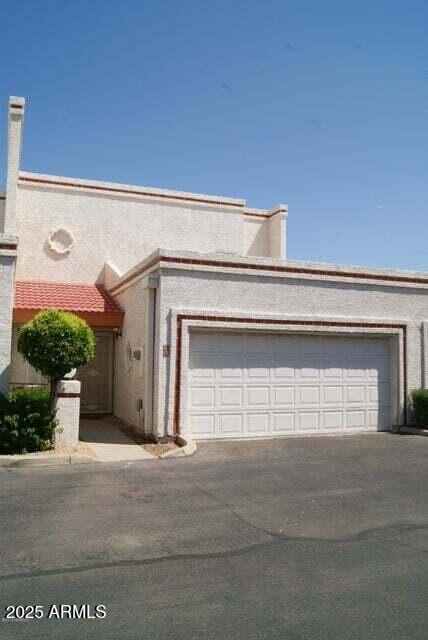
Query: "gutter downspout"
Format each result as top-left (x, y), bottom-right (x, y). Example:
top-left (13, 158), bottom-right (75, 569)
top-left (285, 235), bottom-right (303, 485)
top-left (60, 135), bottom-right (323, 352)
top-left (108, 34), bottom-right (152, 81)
top-left (151, 286), bottom-right (156, 434)
top-left (142, 274), bottom-right (159, 439)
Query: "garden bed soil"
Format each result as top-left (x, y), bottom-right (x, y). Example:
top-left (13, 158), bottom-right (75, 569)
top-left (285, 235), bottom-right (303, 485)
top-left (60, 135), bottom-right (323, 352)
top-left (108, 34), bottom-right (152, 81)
top-left (118, 425), bottom-right (180, 457)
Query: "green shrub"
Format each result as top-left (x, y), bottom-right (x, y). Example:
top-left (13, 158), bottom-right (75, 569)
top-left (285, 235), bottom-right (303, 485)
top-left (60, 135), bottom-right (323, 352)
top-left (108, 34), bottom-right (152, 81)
top-left (0, 387), bottom-right (57, 455)
top-left (411, 388), bottom-right (428, 428)
top-left (18, 309), bottom-right (95, 407)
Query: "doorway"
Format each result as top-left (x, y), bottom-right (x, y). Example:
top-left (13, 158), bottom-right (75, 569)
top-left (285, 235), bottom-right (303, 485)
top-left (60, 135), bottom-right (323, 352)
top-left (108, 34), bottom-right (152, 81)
top-left (77, 331), bottom-right (114, 414)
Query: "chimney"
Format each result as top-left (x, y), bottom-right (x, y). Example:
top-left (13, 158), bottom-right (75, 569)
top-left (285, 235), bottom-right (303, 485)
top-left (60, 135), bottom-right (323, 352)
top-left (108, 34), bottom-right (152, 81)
top-left (3, 96), bottom-right (25, 236)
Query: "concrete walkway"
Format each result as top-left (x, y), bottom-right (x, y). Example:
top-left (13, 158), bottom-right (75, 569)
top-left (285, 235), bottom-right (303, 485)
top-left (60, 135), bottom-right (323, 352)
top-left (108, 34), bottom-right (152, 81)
top-left (79, 416), bottom-right (154, 462)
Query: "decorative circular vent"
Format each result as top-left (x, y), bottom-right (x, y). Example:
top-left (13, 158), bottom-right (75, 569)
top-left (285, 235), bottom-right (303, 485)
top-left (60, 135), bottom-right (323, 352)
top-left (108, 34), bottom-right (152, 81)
top-left (47, 228), bottom-right (75, 255)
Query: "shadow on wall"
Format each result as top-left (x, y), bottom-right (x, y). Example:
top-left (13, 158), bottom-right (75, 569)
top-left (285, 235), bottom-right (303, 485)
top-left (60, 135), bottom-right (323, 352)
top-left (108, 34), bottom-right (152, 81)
top-left (42, 239), bottom-right (110, 289)
top-left (246, 219), bottom-right (270, 257)
top-left (0, 363), bottom-right (11, 396)
top-left (43, 240), bottom-right (70, 263)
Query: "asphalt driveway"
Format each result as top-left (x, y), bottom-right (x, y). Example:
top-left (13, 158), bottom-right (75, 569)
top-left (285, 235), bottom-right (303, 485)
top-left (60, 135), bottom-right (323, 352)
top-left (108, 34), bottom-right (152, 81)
top-left (1, 433), bottom-right (428, 639)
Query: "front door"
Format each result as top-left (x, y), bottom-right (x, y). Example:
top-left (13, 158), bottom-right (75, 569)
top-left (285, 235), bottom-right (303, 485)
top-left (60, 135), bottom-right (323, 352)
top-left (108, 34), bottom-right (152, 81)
top-left (77, 332), bottom-right (113, 414)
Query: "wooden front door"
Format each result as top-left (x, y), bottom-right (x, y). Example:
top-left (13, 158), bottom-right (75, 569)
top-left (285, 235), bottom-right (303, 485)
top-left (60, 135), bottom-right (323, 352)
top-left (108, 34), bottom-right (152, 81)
top-left (77, 332), bottom-right (113, 414)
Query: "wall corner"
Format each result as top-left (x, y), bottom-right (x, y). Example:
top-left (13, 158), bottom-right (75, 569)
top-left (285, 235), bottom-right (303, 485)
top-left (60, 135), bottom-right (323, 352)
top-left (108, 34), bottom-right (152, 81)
top-left (269, 204), bottom-right (288, 259)
top-left (422, 322), bottom-right (428, 389)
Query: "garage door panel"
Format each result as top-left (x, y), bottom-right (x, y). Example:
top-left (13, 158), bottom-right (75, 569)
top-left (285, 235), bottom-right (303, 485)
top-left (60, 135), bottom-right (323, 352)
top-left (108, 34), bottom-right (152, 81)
top-left (298, 386), bottom-right (320, 406)
top-left (346, 385), bottom-right (366, 403)
top-left (272, 363), bottom-right (296, 380)
top-left (273, 386), bottom-right (295, 406)
top-left (323, 365), bottom-right (343, 380)
top-left (323, 385), bottom-right (343, 404)
top-left (218, 386), bottom-right (243, 408)
top-left (272, 412), bottom-right (295, 433)
top-left (298, 411), bottom-right (320, 430)
top-left (323, 410), bottom-right (344, 430)
top-left (368, 383), bottom-right (390, 406)
top-left (368, 409), bottom-right (389, 430)
top-left (378, 382), bottom-right (390, 405)
top-left (188, 332), bottom-right (390, 439)
top-left (247, 413), bottom-right (270, 433)
top-left (217, 333), bottom-right (245, 353)
top-left (368, 360), bottom-right (389, 382)
top-left (247, 386), bottom-right (270, 406)
top-left (299, 360), bottom-right (321, 380)
top-left (344, 367), bottom-right (367, 380)
top-left (217, 354), bottom-right (245, 379)
top-left (190, 414), bottom-right (215, 436)
top-left (345, 410), bottom-right (366, 430)
top-left (246, 356), bottom-right (270, 379)
top-left (219, 413), bottom-right (243, 435)
top-left (189, 353), bottom-right (216, 380)
top-left (246, 334), bottom-right (273, 354)
top-left (368, 385), bottom-right (378, 403)
top-left (191, 332), bottom-right (219, 352)
top-left (273, 335), bottom-right (296, 354)
top-left (191, 367), bottom-right (216, 381)
top-left (190, 386), bottom-right (215, 409)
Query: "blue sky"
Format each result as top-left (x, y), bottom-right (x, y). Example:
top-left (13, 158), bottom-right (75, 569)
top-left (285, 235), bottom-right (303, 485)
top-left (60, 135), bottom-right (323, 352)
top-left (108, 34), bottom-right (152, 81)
top-left (1, 1), bottom-right (427, 270)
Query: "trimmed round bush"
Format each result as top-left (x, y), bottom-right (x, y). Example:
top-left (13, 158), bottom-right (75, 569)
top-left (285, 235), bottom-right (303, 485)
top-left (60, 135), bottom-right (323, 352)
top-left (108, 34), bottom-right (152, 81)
top-left (18, 309), bottom-right (95, 380)
top-left (18, 309), bottom-right (95, 404)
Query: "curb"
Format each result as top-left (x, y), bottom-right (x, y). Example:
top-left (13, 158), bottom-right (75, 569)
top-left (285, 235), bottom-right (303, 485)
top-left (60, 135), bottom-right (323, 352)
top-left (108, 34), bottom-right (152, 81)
top-left (0, 453), bottom-right (96, 468)
top-left (398, 426), bottom-right (428, 437)
top-left (0, 438), bottom-right (197, 466)
top-left (159, 436), bottom-right (197, 459)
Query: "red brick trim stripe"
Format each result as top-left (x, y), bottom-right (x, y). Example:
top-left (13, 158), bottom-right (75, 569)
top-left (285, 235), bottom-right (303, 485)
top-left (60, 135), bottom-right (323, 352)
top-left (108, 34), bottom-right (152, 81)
top-left (173, 315), bottom-right (407, 434)
top-left (0, 244), bottom-right (17, 250)
top-left (18, 175), bottom-right (244, 209)
top-left (162, 257), bottom-right (428, 285)
top-left (244, 211), bottom-right (271, 219)
top-left (10, 103), bottom-right (23, 109)
top-left (109, 257), bottom-right (161, 294)
top-left (109, 255), bottom-right (428, 296)
top-left (57, 392), bottom-right (80, 398)
top-left (244, 207), bottom-right (287, 219)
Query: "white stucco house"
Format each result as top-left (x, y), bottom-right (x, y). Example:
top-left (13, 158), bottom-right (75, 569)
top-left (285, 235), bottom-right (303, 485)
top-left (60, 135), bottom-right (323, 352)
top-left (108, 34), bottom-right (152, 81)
top-left (1, 96), bottom-right (427, 441)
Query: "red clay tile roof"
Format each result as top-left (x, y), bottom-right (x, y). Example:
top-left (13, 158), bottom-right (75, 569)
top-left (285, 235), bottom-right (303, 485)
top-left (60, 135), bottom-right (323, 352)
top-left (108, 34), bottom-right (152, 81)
top-left (14, 281), bottom-right (123, 314)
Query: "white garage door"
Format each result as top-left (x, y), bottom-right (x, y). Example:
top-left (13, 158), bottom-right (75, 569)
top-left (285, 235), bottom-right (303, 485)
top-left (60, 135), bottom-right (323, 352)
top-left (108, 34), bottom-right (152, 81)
top-left (188, 332), bottom-right (390, 439)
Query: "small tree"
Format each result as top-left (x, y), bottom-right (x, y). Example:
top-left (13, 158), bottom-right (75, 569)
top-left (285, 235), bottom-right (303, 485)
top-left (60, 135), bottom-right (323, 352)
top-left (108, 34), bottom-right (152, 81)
top-left (18, 309), bottom-right (95, 408)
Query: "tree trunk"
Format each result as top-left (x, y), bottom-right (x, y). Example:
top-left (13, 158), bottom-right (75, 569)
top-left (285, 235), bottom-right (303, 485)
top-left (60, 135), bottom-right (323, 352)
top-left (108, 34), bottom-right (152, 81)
top-left (50, 377), bottom-right (59, 413)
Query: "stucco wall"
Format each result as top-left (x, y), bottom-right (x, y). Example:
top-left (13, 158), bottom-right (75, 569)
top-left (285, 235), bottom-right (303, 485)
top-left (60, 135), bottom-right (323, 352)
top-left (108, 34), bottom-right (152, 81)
top-left (15, 178), bottom-right (278, 283)
top-left (10, 325), bottom-right (47, 387)
top-left (243, 217), bottom-right (270, 256)
top-left (153, 268), bottom-right (428, 435)
top-left (0, 252), bottom-right (16, 394)
top-left (113, 278), bottom-right (147, 429)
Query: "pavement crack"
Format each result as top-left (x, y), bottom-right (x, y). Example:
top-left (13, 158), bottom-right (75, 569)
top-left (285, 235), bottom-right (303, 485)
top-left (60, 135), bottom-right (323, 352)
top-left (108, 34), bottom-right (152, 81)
top-left (160, 464), bottom-right (283, 540)
top-left (373, 536), bottom-right (428, 556)
top-left (1, 522), bottom-right (428, 583)
top-left (0, 538), bottom-right (286, 582)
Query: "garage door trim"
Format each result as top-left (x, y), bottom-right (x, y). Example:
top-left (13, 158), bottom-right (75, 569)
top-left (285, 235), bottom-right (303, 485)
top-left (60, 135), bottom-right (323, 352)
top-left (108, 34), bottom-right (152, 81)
top-left (172, 314), bottom-right (407, 435)
top-left (188, 332), bottom-right (391, 438)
